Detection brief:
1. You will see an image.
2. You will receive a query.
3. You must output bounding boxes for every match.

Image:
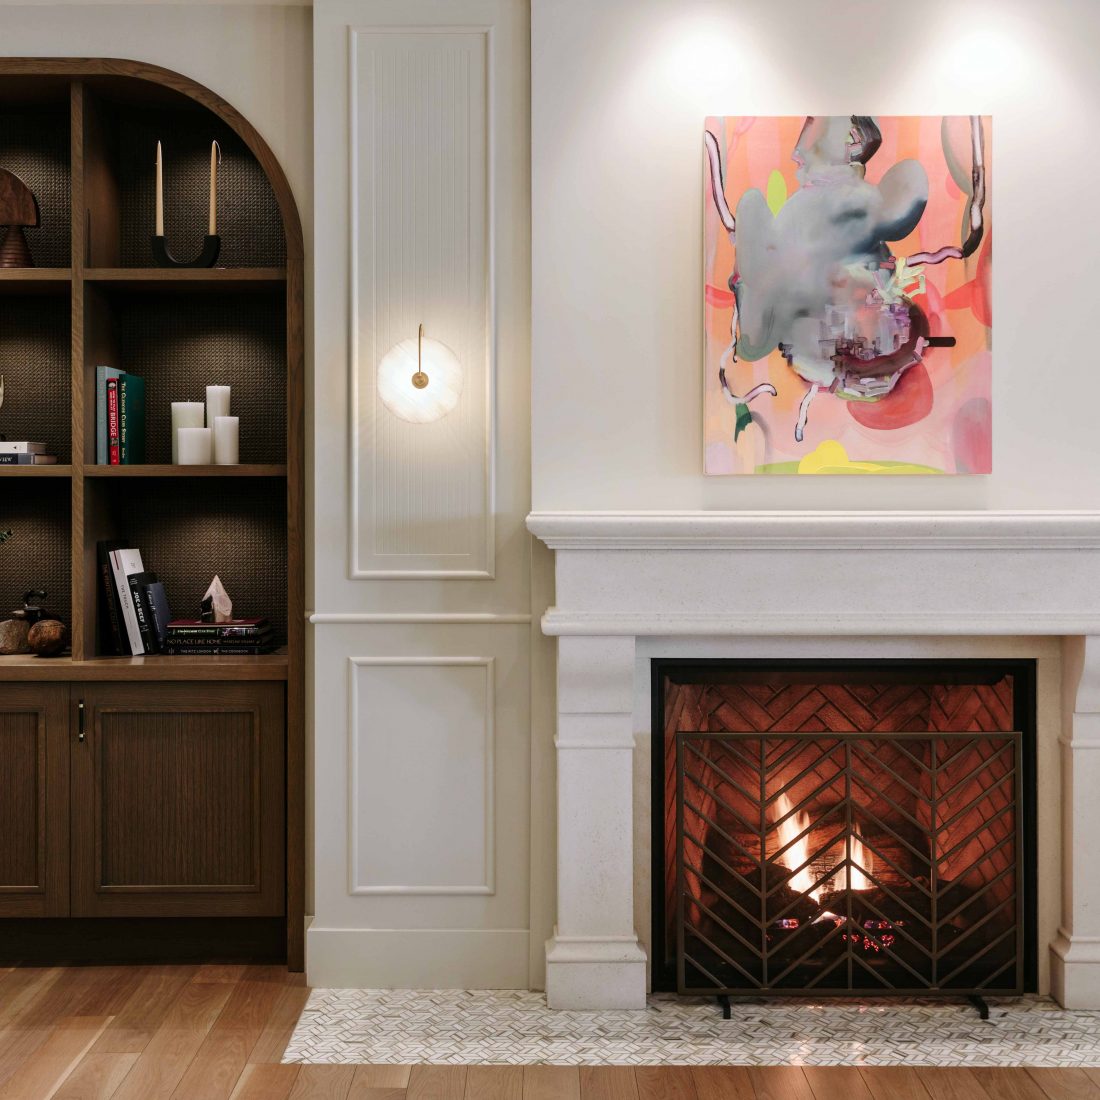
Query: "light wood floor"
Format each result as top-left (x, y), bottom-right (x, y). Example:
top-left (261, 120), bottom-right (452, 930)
top-left (0, 966), bottom-right (1098, 1100)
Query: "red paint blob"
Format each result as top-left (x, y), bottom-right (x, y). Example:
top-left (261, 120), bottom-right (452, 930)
top-left (847, 362), bottom-right (933, 430)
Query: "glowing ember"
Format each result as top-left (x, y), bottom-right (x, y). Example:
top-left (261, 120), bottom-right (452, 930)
top-left (774, 792), bottom-right (824, 901)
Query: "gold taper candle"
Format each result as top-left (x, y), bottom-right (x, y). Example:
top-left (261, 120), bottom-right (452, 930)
top-left (209, 140), bottom-right (220, 235)
top-left (155, 141), bottom-right (164, 235)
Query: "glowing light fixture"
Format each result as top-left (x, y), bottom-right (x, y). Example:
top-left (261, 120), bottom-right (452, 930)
top-left (377, 323), bottom-right (463, 423)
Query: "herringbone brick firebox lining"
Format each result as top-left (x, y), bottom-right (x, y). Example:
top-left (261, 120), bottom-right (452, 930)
top-left (662, 677), bottom-right (1018, 966)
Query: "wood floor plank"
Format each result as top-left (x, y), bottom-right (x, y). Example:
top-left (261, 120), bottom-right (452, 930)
top-left (689, 1067), bottom-right (752, 1100)
top-left (803, 1066), bottom-right (874, 1100)
top-left (213, 977), bottom-right (288, 1035)
top-left (351, 1066), bottom-right (413, 1090)
top-left (1026, 1068), bottom-right (1100, 1100)
top-left (0, 969), bottom-right (64, 1027)
top-left (66, 968), bottom-right (149, 1018)
top-left (524, 1067), bottom-right (581, 1100)
top-left (192, 966), bottom-right (248, 986)
top-left (91, 967), bottom-right (199, 1055)
top-left (580, 1066), bottom-right (640, 1100)
top-left (408, 1066), bottom-right (467, 1100)
top-left (288, 1065), bottom-right (357, 1100)
top-left (247, 986), bottom-right (311, 1064)
top-left (748, 1067), bottom-right (816, 1100)
top-left (110, 983), bottom-right (235, 1100)
top-left (635, 1066), bottom-right (696, 1100)
top-left (464, 1065), bottom-right (522, 1100)
top-left (228, 1064), bottom-right (300, 1099)
top-left (169, 1028), bottom-right (253, 1100)
top-left (971, 1068), bottom-right (1052, 1100)
top-left (858, 1067), bottom-right (931, 1100)
top-left (0, 1015), bottom-right (110, 1100)
top-left (52, 1052), bottom-right (140, 1099)
top-left (915, 1067), bottom-right (994, 1100)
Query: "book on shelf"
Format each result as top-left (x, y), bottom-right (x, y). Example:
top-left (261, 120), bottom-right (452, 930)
top-left (107, 546), bottom-right (147, 655)
top-left (96, 539), bottom-right (129, 655)
top-left (0, 441), bottom-right (47, 454)
top-left (97, 367), bottom-right (145, 465)
top-left (166, 617), bottom-right (271, 639)
top-left (163, 643), bottom-right (276, 656)
top-left (127, 570), bottom-right (160, 655)
top-left (0, 453), bottom-right (58, 465)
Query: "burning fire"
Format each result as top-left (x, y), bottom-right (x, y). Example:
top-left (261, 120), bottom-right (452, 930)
top-left (774, 794), bottom-right (874, 900)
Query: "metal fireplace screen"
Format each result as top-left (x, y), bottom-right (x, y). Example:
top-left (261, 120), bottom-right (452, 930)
top-left (669, 675), bottom-right (1024, 997)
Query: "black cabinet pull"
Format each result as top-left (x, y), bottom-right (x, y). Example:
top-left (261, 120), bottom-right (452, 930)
top-left (77, 699), bottom-right (86, 743)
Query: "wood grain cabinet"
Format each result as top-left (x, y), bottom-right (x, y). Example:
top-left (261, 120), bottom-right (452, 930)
top-left (71, 682), bottom-right (285, 918)
top-left (0, 684), bottom-right (70, 918)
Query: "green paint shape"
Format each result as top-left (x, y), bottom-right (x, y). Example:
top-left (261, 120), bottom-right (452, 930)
top-left (766, 169), bottom-right (788, 215)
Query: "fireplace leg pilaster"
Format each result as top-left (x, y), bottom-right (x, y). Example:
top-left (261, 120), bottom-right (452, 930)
top-left (1051, 635), bottom-right (1100, 1008)
top-left (547, 636), bottom-right (647, 1010)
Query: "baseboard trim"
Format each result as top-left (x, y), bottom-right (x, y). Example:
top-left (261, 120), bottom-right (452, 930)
top-left (306, 926), bottom-right (530, 989)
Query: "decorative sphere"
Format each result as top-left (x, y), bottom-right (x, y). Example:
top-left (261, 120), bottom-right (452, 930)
top-left (377, 336), bottom-right (463, 423)
top-left (27, 619), bottom-right (68, 658)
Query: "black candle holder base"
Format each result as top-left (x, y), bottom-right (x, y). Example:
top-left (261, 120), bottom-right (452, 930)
top-left (151, 233), bottom-right (221, 269)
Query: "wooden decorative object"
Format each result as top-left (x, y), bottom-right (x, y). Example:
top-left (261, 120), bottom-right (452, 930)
top-left (0, 167), bottom-right (40, 268)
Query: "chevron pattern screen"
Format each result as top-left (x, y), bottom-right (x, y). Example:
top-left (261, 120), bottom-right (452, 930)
top-left (660, 668), bottom-right (1025, 998)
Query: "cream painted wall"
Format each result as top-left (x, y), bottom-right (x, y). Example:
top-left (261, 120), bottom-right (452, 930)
top-left (530, 0), bottom-right (1100, 511)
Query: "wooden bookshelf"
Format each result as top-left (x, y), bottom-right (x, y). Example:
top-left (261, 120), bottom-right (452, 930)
top-left (0, 59), bottom-right (304, 968)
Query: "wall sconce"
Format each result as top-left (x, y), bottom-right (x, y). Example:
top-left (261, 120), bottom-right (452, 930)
top-left (377, 323), bottom-right (463, 423)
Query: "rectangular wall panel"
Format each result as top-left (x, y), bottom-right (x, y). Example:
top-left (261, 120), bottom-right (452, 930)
top-left (351, 29), bottom-right (492, 577)
top-left (350, 657), bottom-right (494, 894)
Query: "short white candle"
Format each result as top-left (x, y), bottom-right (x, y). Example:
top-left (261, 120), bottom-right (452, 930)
top-left (177, 426), bottom-right (213, 465)
top-left (206, 385), bottom-right (230, 427)
top-left (170, 401), bottom-right (204, 463)
top-left (213, 416), bottom-right (239, 465)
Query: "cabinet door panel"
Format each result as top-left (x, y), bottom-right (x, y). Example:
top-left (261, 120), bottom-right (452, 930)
top-left (72, 682), bottom-right (284, 917)
top-left (0, 683), bottom-right (68, 916)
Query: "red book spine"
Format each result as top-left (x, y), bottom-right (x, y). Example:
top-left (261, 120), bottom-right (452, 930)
top-left (107, 379), bottom-right (120, 465)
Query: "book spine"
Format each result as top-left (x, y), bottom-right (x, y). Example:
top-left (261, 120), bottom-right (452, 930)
top-left (107, 379), bottom-right (120, 465)
top-left (97, 546), bottom-right (125, 655)
top-left (145, 583), bottom-right (171, 651)
top-left (96, 367), bottom-right (106, 464)
top-left (119, 377), bottom-right (129, 465)
top-left (109, 551), bottom-right (144, 655)
top-left (0, 442), bottom-right (46, 454)
top-left (166, 626), bottom-right (270, 640)
top-left (128, 578), bottom-right (158, 654)
top-left (165, 644), bottom-right (274, 656)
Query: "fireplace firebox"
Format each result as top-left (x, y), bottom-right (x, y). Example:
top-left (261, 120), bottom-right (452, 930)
top-left (652, 660), bottom-right (1037, 1006)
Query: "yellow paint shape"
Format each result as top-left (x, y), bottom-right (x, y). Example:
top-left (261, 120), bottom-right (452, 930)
top-left (797, 439), bottom-right (942, 475)
top-left (766, 169), bottom-right (787, 215)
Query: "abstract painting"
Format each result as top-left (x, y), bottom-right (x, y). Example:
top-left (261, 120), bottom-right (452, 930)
top-left (703, 116), bottom-right (992, 475)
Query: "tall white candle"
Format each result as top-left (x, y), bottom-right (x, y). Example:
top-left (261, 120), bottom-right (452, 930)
top-left (155, 141), bottom-right (164, 236)
top-left (213, 416), bottom-right (239, 465)
top-left (209, 141), bottom-right (219, 235)
top-left (177, 426), bottom-right (213, 465)
top-left (206, 385), bottom-right (230, 427)
top-left (170, 401), bottom-right (204, 463)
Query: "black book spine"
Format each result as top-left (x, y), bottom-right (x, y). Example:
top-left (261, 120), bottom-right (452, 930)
top-left (128, 577), bottom-right (158, 654)
top-left (96, 541), bottom-right (125, 655)
top-left (166, 624), bottom-right (270, 640)
top-left (164, 644), bottom-right (275, 656)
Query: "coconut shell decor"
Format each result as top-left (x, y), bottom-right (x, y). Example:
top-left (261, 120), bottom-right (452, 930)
top-left (0, 618), bottom-right (30, 655)
top-left (0, 167), bottom-right (40, 268)
top-left (27, 618), bottom-right (68, 657)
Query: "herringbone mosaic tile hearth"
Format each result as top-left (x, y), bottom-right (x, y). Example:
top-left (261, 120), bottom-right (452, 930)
top-left (283, 991), bottom-right (1100, 1067)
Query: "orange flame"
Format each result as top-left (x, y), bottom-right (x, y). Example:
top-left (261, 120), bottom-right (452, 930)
top-left (775, 792), bottom-right (824, 902)
top-left (842, 823), bottom-right (874, 892)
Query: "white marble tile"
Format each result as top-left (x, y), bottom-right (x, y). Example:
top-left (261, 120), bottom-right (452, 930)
top-left (283, 990), bottom-right (1100, 1067)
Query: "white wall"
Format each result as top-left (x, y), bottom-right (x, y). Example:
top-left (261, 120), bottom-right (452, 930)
top-left (530, 0), bottom-right (1100, 511)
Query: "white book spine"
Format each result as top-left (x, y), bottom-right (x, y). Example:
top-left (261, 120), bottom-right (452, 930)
top-left (0, 442), bottom-right (46, 454)
top-left (109, 548), bottom-right (145, 655)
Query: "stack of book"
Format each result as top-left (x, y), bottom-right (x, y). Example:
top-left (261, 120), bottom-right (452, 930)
top-left (96, 366), bottom-right (146, 464)
top-left (97, 540), bottom-right (172, 656)
top-left (164, 618), bottom-right (275, 655)
top-left (0, 441), bottom-right (59, 465)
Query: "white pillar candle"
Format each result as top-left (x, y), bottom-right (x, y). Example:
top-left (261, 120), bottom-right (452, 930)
top-left (177, 426), bottom-right (213, 465)
top-left (213, 416), bottom-right (239, 465)
top-left (206, 385), bottom-right (230, 427)
top-left (170, 401), bottom-right (204, 463)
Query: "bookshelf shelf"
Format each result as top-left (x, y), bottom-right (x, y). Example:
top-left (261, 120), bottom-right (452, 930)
top-left (0, 58), bottom-right (304, 968)
top-left (83, 463), bottom-right (287, 478)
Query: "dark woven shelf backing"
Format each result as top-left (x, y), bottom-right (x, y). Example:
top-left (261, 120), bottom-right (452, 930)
top-left (117, 108), bottom-right (285, 268)
top-left (97, 479), bottom-right (287, 649)
top-left (0, 480), bottom-right (71, 628)
top-left (0, 297), bottom-right (72, 461)
top-left (0, 104), bottom-right (71, 268)
top-left (117, 293), bottom-right (287, 464)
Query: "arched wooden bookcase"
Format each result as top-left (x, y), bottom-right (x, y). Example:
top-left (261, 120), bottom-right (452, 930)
top-left (0, 59), bottom-right (305, 970)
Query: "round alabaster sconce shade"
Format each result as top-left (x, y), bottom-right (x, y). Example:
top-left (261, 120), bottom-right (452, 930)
top-left (377, 334), bottom-right (463, 423)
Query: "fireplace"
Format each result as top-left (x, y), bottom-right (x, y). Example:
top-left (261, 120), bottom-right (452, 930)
top-left (652, 660), bottom-right (1038, 1002)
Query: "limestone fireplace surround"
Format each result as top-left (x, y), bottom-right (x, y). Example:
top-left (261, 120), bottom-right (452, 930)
top-left (527, 511), bottom-right (1100, 1012)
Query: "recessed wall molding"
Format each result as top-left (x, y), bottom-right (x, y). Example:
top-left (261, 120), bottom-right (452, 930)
top-left (348, 656), bottom-right (495, 896)
top-left (349, 25), bottom-right (494, 579)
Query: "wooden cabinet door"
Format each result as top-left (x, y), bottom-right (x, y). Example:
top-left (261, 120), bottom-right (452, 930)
top-left (0, 683), bottom-right (69, 917)
top-left (71, 682), bottom-right (285, 917)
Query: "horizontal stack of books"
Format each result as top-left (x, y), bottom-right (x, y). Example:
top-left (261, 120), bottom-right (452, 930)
top-left (164, 618), bottom-right (275, 655)
top-left (96, 366), bottom-right (146, 464)
top-left (97, 540), bottom-right (172, 656)
top-left (0, 441), bottom-right (59, 465)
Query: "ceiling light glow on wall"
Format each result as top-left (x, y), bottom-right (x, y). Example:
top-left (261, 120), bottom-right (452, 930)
top-left (377, 323), bottom-right (463, 423)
